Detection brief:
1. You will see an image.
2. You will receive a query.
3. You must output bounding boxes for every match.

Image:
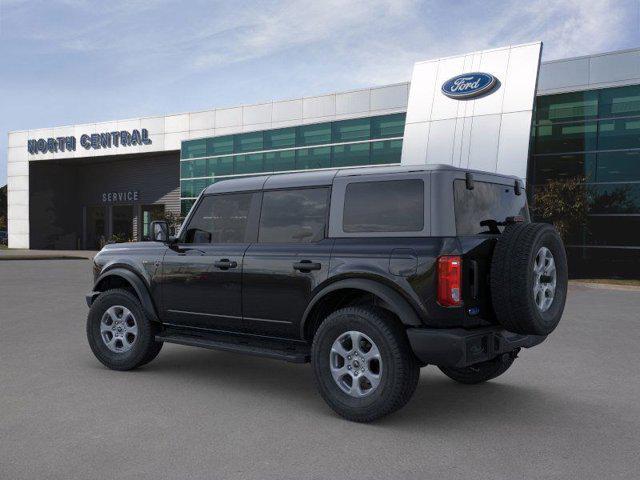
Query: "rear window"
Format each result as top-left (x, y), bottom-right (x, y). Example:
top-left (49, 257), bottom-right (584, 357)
top-left (343, 179), bottom-right (424, 233)
top-left (454, 180), bottom-right (529, 235)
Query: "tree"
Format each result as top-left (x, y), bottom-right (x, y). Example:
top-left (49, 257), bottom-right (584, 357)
top-left (531, 177), bottom-right (589, 242)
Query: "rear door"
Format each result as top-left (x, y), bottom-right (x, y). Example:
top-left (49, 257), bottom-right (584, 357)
top-left (241, 187), bottom-right (333, 338)
top-left (160, 192), bottom-right (260, 331)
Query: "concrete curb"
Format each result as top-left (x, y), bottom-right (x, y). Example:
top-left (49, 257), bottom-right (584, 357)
top-left (570, 280), bottom-right (640, 292)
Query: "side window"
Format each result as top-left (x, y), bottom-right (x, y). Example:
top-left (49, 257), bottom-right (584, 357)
top-left (259, 188), bottom-right (329, 243)
top-left (183, 193), bottom-right (253, 244)
top-left (343, 179), bottom-right (424, 233)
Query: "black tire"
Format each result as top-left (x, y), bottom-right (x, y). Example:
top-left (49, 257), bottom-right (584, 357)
top-left (490, 222), bottom-right (568, 335)
top-left (439, 354), bottom-right (515, 385)
top-left (312, 306), bottom-right (420, 423)
top-left (86, 289), bottom-right (163, 371)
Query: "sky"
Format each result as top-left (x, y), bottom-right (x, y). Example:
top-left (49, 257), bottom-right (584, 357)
top-left (1, 0), bottom-right (640, 186)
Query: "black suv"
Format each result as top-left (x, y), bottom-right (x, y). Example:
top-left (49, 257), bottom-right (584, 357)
top-left (86, 165), bottom-right (567, 422)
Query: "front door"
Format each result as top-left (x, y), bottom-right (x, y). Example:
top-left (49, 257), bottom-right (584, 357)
top-left (160, 191), bottom-right (260, 331)
top-left (242, 187), bottom-right (333, 338)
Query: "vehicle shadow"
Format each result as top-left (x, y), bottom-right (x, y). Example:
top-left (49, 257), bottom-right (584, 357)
top-left (125, 344), bottom-right (585, 430)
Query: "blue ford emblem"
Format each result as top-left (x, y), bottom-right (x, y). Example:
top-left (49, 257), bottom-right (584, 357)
top-left (441, 72), bottom-right (497, 99)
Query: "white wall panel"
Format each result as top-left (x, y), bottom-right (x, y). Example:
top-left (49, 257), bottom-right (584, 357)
top-left (303, 95), bottom-right (336, 118)
top-left (242, 103), bottom-right (272, 125)
top-left (496, 110), bottom-right (534, 179)
top-left (370, 84), bottom-right (409, 111)
top-left (215, 107), bottom-right (243, 128)
top-left (9, 131), bottom-right (28, 147)
top-left (400, 122), bottom-right (430, 166)
top-left (7, 161), bottom-right (28, 177)
top-left (164, 132), bottom-right (183, 151)
top-left (189, 111), bottom-right (215, 131)
top-left (164, 114), bottom-right (189, 133)
top-left (472, 49), bottom-right (510, 116)
top-left (8, 233), bottom-right (29, 249)
top-left (8, 146), bottom-right (27, 163)
top-left (272, 99), bottom-right (303, 122)
top-left (502, 43), bottom-right (541, 112)
top-left (538, 58), bottom-right (589, 92)
top-left (405, 66), bottom-right (438, 124)
top-left (140, 116), bottom-right (165, 134)
top-left (425, 119), bottom-right (456, 165)
top-left (467, 114), bottom-right (502, 171)
top-left (336, 90), bottom-right (370, 115)
top-left (589, 50), bottom-right (640, 85)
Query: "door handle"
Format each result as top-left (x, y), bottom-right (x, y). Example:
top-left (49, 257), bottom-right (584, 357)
top-left (214, 259), bottom-right (238, 270)
top-left (293, 260), bottom-right (321, 272)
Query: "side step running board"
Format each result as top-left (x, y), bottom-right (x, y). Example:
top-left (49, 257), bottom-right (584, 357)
top-left (156, 329), bottom-right (310, 364)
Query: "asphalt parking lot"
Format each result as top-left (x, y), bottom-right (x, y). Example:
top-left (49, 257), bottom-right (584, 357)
top-left (1, 260), bottom-right (640, 479)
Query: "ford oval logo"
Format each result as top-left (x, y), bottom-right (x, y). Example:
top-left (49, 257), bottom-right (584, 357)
top-left (441, 72), bottom-right (497, 99)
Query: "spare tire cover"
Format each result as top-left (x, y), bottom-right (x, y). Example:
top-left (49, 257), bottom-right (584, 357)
top-left (490, 222), bottom-right (568, 335)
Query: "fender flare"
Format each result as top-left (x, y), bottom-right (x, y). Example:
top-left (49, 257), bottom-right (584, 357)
top-left (90, 268), bottom-right (159, 321)
top-left (300, 278), bottom-right (422, 338)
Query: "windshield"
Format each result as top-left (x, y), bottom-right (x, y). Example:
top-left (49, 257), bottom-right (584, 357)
top-left (453, 179), bottom-right (529, 235)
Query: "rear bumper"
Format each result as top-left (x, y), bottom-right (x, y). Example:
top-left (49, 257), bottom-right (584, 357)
top-left (406, 326), bottom-right (546, 368)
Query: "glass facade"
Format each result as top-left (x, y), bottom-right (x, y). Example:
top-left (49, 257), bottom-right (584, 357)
top-left (529, 84), bottom-right (640, 270)
top-left (180, 113), bottom-right (405, 214)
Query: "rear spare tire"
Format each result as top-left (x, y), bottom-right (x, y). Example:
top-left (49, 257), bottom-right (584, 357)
top-left (490, 222), bottom-right (568, 335)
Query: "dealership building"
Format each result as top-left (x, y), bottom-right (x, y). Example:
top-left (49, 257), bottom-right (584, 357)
top-left (6, 45), bottom-right (640, 273)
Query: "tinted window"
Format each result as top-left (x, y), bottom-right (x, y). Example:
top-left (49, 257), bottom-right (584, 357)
top-left (184, 193), bottom-right (253, 244)
top-left (454, 180), bottom-right (529, 235)
top-left (343, 180), bottom-right (424, 233)
top-left (259, 188), bottom-right (329, 243)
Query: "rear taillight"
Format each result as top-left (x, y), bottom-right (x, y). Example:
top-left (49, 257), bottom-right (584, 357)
top-left (437, 256), bottom-right (462, 307)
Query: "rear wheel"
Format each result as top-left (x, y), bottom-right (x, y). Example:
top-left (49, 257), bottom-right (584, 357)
top-left (439, 353), bottom-right (516, 384)
top-left (86, 289), bottom-right (163, 371)
top-left (312, 306), bottom-right (419, 423)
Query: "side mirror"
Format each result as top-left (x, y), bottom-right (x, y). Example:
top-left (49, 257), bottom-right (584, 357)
top-left (150, 220), bottom-right (169, 243)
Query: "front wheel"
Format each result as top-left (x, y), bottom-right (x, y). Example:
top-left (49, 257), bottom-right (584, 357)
top-left (86, 289), bottom-right (163, 371)
top-left (312, 307), bottom-right (420, 422)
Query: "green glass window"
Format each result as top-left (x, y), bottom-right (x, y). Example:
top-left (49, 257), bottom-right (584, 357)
top-left (296, 147), bottom-right (331, 170)
top-left (192, 179), bottom-right (208, 197)
top-left (371, 113), bottom-right (406, 139)
top-left (531, 153), bottom-right (596, 184)
top-left (589, 183), bottom-right (640, 214)
top-left (234, 131), bottom-right (263, 153)
top-left (598, 84), bottom-right (640, 118)
top-left (264, 150), bottom-right (296, 172)
top-left (535, 91), bottom-right (598, 124)
top-left (598, 119), bottom-right (640, 150)
top-left (182, 139), bottom-right (207, 159)
top-left (596, 151), bottom-right (640, 182)
top-left (235, 153), bottom-right (264, 175)
top-left (208, 156), bottom-right (234, 176)
top-left (264, 128), bottom-right (296, 149)
top-left (180, 180), bottom-right (193, 198)
top-left (180, 160), bottom-right (193, 178)
top-left (534, 121), bottom-right (598, 154)
top-left (297, 123), bottom-right (331, 146)
top-left (332, 118), bottom-right (370, 142)
top-left (206, 136), bottom-right (233, 156)
top-left (181, 159), bottom-right (207, 178)
top-left (332, 143), bottom-right (370, 168)
top-left (181, 199), bottom-right (196, 216)
top-left (370, 140), bottom-right (403, 165)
